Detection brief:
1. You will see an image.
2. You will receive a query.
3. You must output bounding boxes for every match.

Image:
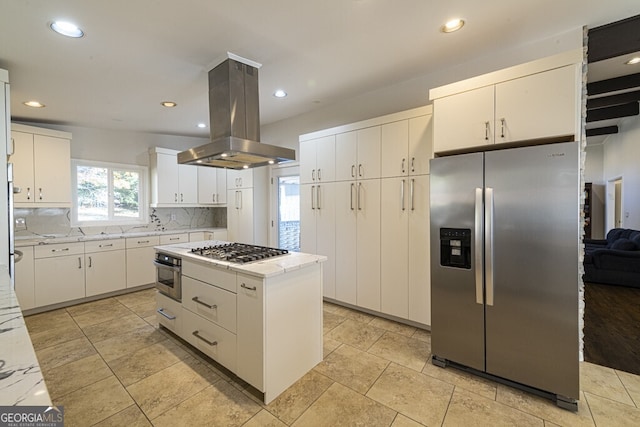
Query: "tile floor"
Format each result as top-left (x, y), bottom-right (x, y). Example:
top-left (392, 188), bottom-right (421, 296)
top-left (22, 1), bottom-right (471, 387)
top-left (26, 288), bottom-right (640, 426)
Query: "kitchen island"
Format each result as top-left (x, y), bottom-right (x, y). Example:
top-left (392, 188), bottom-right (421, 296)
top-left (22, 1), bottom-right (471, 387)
top-left (154, 241), bottom-right (326, 404)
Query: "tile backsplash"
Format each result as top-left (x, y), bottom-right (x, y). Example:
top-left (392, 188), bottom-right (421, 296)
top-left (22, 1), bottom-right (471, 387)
top-left (14, 207), bottom-right (226, 239)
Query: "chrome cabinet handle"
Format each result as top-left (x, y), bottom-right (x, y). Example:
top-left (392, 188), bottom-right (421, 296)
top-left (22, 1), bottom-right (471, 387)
top-left (410, 179), bottom-right (415, 211)
top-left (402, 158), bottom-right (406, 174)
top-left (169, 237), bottom-right (180, 241)
top-left (174, 193), bottom-right (178, 202)
top-left (500, 118), bottom-right (506, 138)
top-left (401, 179), bottom-right (405, 211)
top-left (411, 158), bottom-right (415, 173)
top-left (180, 193), bottom-right (184, 202)
top-left (88, 256), bottom-right (92, 268)
top-left (192, 331), bottom-right (217, 346)
top-left (485, 187), bottom-right (495, 306)
top-left (317, 185), bottom-right (321, 210)
top-left (485, 122), bottom-right (490, 141)
top-left (351, 165), bottom-right (356, 178)
top-left (350, 183), bottom-right (355, 210)
top-left (192, 296), bottom-right (217, 310)
top-left (357, 182), bottom-right (362, 211)
top-left (238, 191), bottom-right (242, 209)
top-left (52, 248), bottom-right (70, 253)
top-left (157, 308), bottom-right (176, 320)
top-left (138, 240), bottom-right (149, 244)
top-left (358, 164), bottom-right (363, 177)
top-left (318, 168), bottom-right (322, 181)
top-left (27, 187), bottom-right (31, 200)
top-left (238, 177), bottom-right (243, 187)
top-left (311, 185), bottom-right (316, 210)
top-left (474, 188), bottom-right (484, 305)
top-left (241, 283), bottom-right (257, 291)
top-left (312, 169), bottom-right (316, 181)
top-left (99, 243), bottom-right (113, 248)
top-left (78, 257), bottom-right (82, 269)
top-left (39, 188), bottom-right (43, 200)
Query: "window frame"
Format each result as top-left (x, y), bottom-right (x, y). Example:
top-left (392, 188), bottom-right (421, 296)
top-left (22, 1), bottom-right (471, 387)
top-left (71, 159), bottom-right (148, 227)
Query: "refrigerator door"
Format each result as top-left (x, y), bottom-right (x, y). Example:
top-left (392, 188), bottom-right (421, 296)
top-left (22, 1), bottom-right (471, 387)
top-left (484, 141), bottom-right (579, 400)
top-left (430, 152), bottom-right (485, 372)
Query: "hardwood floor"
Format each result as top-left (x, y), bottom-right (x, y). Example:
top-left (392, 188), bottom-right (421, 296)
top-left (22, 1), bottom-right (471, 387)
top-left (584, 282), bottom-right (640, 375)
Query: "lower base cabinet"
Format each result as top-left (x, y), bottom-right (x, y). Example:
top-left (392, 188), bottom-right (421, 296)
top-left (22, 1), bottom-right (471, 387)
top-left (126, 236), bottom-right (160, 288)
top-left (15, 246), bottom-right (35, 310)
top-left (182, 307), bottom-right (237, 372)
top-left (34, 242), bottom-right (85, 307)
top-left (156, 292), bottom-right (182, 334)
top-left (84, 240), bottom-right (126, 297)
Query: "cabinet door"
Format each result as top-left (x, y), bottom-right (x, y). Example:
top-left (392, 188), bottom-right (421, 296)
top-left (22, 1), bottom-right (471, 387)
top-left (334, 181), bottom-right (357, 304)
top-left (15, 246), bottom-right (35, 310)
top-left (356, 127), bottom-right (381, 179)
top-left (197, 167), bottom-right (218, 204)
top-left (35, 255), bottom-right (85, 306)
top-left (34, 135), bottom-right (71, 204)
top-left (178, 164), bottom-right (198, 204)
top-left (495, 65), bottom-right (578, 143)
top-left (85, 250), bottom-right (126, 297)
top-left (215, 169), bottom-right (227, 203)
top-left (356, 179), bottom-right (381, 311)
top-left (335, 131), bottom-right (357, 182)
top-left (408, 175), bottom-right (430, 325)
top-left (237, 274), bottom-right (264, 390)
top-left (10, 131), bottom-right (35, 204)
top-left (433, 85), bottom-right (494, 153)
top-left (156, 153), bottom-right (180, 204)
top-left (300, 140), bottom-right (317, 184)
top-left (381, 120), bottom-right (409, 178)
top-left (227, 169), bottom-right (253, 189)
top-left (316, 183), bottom-right (336, 299)
top-left (380, 177), bottom-right (409, 318)
top-left (299, 184), bottom-right (317, 254)
top-left (408, 115), bottom-right (433, 175)
top-left (227, 189), bottom-right (254, 244)
top-left (126, 246), bottom-right (156, 288)
top-left (316, 135), bottom-right (336, 183)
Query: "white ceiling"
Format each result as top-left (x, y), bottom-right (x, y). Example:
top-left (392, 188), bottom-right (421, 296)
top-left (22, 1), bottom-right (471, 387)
top-left (1, 0), bottom-right (640, 138)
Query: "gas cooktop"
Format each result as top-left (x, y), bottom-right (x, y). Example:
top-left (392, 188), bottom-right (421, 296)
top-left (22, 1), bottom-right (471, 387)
top-left (189, 243), bottom-right (289, 264)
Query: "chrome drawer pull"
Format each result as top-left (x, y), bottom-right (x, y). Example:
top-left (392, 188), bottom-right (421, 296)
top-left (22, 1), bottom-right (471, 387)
top-left (240, 283), bottom-right (257, 291)
top-left (192, 296), bottom-right (217, 310)
top-left (157, 308), bottom-right (176, 320)
top-left (99, 243), bottom-right (113, 248)
top-left (52, 248), bottom-right (70, 252)
top-left (138, 240), bottom-right (149, 244)
top-left (169, 237), bottom-right (180, 241)
top-left (192, 331), bottom-right (217, 346)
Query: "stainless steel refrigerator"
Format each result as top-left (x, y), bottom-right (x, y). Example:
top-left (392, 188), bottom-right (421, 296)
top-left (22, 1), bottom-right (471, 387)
top-left (430, 141), bottom-right (580, 410)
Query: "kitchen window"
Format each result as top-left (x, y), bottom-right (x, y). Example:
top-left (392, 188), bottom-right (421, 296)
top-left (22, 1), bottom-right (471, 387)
top-left (71, 160), bottom-right (148, 227)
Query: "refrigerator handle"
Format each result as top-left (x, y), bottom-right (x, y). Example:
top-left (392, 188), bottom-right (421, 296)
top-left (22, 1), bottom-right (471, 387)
top-left (474, 188), bottom-right (484, 304)
top-left (485, 187), bottom-right (495, 306)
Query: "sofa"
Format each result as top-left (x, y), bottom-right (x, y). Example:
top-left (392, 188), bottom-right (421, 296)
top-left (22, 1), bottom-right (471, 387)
top-left (583, 228), bottom-right (640, 288)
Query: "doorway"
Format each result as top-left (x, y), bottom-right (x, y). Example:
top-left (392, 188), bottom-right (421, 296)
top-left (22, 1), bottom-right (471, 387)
top-left (605, 176), bottom-right (623, 232)
top-left (269, 164), bottom-right (300, 251)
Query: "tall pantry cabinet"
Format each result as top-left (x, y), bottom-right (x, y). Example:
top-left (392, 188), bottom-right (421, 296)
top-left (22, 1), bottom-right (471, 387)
top-left (300, 106), bottom-right (433, 327)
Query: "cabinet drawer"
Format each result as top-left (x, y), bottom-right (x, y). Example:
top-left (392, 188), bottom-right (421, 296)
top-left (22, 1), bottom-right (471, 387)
top-left (182, 308), bottom-right (237, 373)
top-left (160, 233), bottom-right (189, 245)
top-left (126, 236), bottom-right (160, 248)
top-left (183, 276), bottom-right (237, 333)
top-left (34, 242), bottom-right (84, 258)
top-left (84, 238), bottom-right (126, 253)
top-left (156, 292), bottom-right (182, 335)
top-left (183, 260), bottom-right (236, 293)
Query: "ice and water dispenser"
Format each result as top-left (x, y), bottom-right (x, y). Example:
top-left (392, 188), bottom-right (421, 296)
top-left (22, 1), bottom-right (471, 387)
top-left (440, 228), bottom-right (471, 269)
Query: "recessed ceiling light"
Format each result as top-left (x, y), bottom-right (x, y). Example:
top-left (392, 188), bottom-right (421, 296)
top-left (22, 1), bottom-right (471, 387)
top-left (24, 101), bottom-right (45, 108)
top-left (625, 57), bottom-right (640, 65)
top-left (197, 123), bottom-right (207, 128)
top-left (50, 21), bottom-right (84, 38)
top-left (242, 165), bottom-right (249, 169)
top-left (273, 89), bottom-right (287, 98)
top-left (161, 101), bottom-right (177, 107)
top-left (441, 18), bottom-right (465, 33)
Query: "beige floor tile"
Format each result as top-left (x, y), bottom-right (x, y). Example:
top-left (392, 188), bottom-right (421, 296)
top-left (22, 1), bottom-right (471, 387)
top-left (81, 313), bottom-right (149, 343)
top-left (496, 386), bottom-right (594, 427)
top-left (326, 318), bottom-right (385, 351)
top-left (323, 310), bottom-right (346, 335)
top-left (43, 354), bottom-right (112, 400)
top-left (366, 363), bottom-right (453, 426)
top-left (333, 305), bottom-right (376, 324)
top-left (243, 409), bottom-right (288, 427)
top-left (323, 337), bottom-right (341, 358)
top-left (25, 309), bottom-right (76, 334)
top-left (422, 359), bottom-right (497, 400)
top-left (369, 317), bottom-right (417, 337)
top-left (143, 314), bottom-right (158, 328)
top-left (92, 324), bottom-right (167, 362)
top-left (65, 297), bottom-right (120, 317)
top-left (29, 322), bottom-right (84, 351)
top-left (315, 344), bottom-right (389, 394)
top-left (152, 381), bottom-right (261, 426)
top-left (443, 388), bottom-right (544, 427)
top-left (368, 331), bottom-right (429, 372)
top-left (265, 370), bottom-right (334, 425)
top-left (126, 355), bottom-right (220, 419)
top-left (128, 300), bottom-right (157, 318)
top-left (391, 413), bottom-right (425, 427)
top-left (411, 328), bottom-right (431, 343)
top-left (56, 375), bottom-right (134, 426)
top-left (92, 405), bottom-right (151, 427)
top-left (581, 362), bottom-right (635, 406)
top-left (68, 299), bottom-right (135, 328)
top-left (292, 382), bottom-right (397, 427)
top-left (617, 369), bottom-right (640, 407)
top-left (114, 289), bottom-right (156, 308)
top-left (322, 302), bottom-right (343, 314)
top-left (35, 336), bottom-right (96, 371)
top-left (585, 391), bottom-right (640, 427)
top-left (107, 339), bottom-right (190, 386)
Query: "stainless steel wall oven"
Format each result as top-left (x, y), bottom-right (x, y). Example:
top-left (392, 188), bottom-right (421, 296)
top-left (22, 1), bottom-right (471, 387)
top-left (154, 252), bottom-right (181, 301)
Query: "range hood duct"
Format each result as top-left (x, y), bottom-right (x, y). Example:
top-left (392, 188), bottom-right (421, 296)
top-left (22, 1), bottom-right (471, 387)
top-left (178, 57), bottom-right (295, 169)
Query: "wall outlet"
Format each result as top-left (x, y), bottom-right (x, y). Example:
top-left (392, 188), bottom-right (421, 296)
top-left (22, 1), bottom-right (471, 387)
top-left (170, 213), bottom-right (177, 221)
top-left (15, 217), bottom-right (26, 230)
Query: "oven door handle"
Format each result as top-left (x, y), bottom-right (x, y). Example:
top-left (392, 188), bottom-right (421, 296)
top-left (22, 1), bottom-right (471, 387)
top-left (153, 261), bottom-right (181, 272)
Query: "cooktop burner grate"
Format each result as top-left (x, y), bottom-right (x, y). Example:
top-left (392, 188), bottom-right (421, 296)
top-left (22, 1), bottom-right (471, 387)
top-left (189, 243), bottom-right (289, 264)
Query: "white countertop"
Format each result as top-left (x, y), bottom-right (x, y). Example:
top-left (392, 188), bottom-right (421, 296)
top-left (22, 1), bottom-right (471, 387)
top-left (0, 267), bottom-right (51, 406)
top-left (155, 241), bottom-right (327, 278)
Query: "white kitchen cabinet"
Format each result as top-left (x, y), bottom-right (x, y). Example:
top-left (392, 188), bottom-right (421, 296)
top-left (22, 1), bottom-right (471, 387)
top-left (149, 148), bottom-right (198, 206)
top-left (10, 125), bottom-right (72, 207)
top-left (335, 127), bottom-right (381, 181)
top-left (407, 175), bottom-right (430, 325)
top-left (300, 183), bottom-right (336, 298)
top-left (408, 115), bottom-right (433, 175)
top-left (182, 275), bottom-right (237, 333)
top-left (205, 229), bottom-right (228, 241)
top-left (227, 168), bottom-right (253, 189)
top-left (334, 181), bottom-right (357, 304)
top-left (198, 167), bottom-right (227, 204)
top-left (159, 233), bottom-right (189, 245)
top-left (14, 246), bottom-right (35, 310)
top-left (34, 242), bottom-right (85, 307)
top-left (126, 236), bottom-right (159, 288)
top-left (227, 188), bottom-right (254, 244)
top-left (300, 135), bottom-right (335, 184)
top-left (381, 121), bottom-right (409, 178)
top-left (236, 274), bottom-right (264, 390)
top-left (156, 291), bottom-right (182, 334)
top-left (355, 178), bottom-right (381, 311)
top-left (182, 307), bottom-right (237, 371)
top-left (84, 239), bottom-right (126, 297)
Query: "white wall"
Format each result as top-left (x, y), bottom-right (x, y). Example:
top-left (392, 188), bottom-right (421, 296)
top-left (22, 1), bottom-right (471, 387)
top-left (603, 114), bottom-right (640, 231)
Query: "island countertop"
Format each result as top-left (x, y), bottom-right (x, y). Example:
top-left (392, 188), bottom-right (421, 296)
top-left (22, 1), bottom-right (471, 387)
top-left (155, 240), bottom-right (327, 278)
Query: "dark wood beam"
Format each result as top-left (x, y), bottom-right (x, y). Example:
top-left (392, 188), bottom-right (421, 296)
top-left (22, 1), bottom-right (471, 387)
top-left (587, 73), bottom-right (640, 96)
top-left (588, 14), bottom-right (640, 63)
top-left (586, 126), bottom-right (619, 137)
top-left (586, 102), bottom-right (639, 122)
top-left (587, 90), bottom-right (640, 109)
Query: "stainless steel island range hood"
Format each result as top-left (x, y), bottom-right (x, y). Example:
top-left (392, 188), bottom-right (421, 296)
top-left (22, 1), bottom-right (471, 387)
top-left (178, 56), bottom-right (295, 169)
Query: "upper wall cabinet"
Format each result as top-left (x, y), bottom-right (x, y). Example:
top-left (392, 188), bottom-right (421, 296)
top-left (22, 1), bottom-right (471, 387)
top-left (430, 50), bottom-right (582, 154)
top-left (380, 114), bottom-right (433, 178)
top-left (149, 147), bottom-right (198, 207)
top-left (198, 167), bottom-right (227, 205)
top-left (335, 126), bottom-right (381, 181)
top-left (10, 124), bottom-right (72, 207)
top-left (300, 135), bottom-right (335, 184)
